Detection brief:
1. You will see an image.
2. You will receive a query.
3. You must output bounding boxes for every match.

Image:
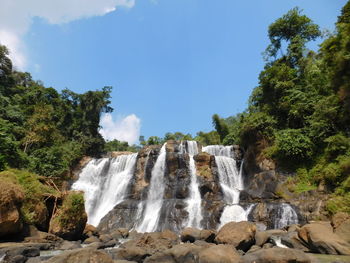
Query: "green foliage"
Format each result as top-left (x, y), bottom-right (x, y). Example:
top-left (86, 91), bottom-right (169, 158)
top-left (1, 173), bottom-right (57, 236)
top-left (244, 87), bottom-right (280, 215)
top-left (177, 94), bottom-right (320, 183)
top-left (56, 191), bottom-right (85, 228)
top-left (0, 169), bottom-right (58, 225)
top-left (274, 129), bottom-right (314, 162)
top-left (326, 193), bottom-right (350, 214)
top-left (0, 44), bottom-right (113, 178)
top-left (104, 139), bottom-right (139, 152)
top-left (212, 114), bottom-right (229, 143)
top-left (195, 131), bottom-right (221, 146)
top-left (203, 4), bottom-right (350, 213)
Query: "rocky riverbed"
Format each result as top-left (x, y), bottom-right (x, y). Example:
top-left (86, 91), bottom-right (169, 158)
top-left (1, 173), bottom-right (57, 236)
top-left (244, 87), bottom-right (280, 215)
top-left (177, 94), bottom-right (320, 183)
top-left (1, 218), bottom-right (350, 263)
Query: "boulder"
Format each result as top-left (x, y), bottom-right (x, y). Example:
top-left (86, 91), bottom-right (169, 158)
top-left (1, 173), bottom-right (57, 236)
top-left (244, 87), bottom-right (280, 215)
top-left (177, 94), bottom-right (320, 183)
top-left (113, 247), bottom-right (150, 263)
top-left (255, 229), bottom-right (286, 246)
top-left (44, 248), bottom-right (113, 263)
top-left (332, 213), bottom-right (350, 244)
top-left (215, 221), bottom-right (256, 251)
top-left (199, 229), bottom-right (216, 243)
top-left (0, 245), bottom-right (40, 263)
top-left (298, 222), bottom-right (350, 255)
top-left (49, 191), bottom-right (87, 241)
top-left (83, 224), bottom-right (98, 238)
top-left (144, 243), bottom-right (201, 263)
top-left (241, 247), bottom-right (314, 263)
top-left (58, 240), bottom-right (82, 250)
top-left (115, 230), bottom-right (180, 262)
top-left (198, 244), bottom-right (241, 263)
top-left (181, 228), bottom-right (201, 243)
top-left (0, 179), bottom-right (24, 237)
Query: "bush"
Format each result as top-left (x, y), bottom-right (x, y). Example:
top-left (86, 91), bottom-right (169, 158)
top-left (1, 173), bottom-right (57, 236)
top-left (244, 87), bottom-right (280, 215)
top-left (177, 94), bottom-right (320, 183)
top-left (274, 129), bottom-right (314, 162)
top-left (324, 134), bottom-right (350, 161)
top-left (0, 169), bottom-right (58, 226)
top-left (326, 193), bottom-right (350, 215)
top-left (238, 112), bottom-right (277, 148)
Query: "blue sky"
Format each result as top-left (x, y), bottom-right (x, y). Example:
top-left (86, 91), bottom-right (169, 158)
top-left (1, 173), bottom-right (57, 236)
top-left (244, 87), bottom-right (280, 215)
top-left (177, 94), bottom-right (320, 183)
top-left (0, 0), bottom-right (347, 144)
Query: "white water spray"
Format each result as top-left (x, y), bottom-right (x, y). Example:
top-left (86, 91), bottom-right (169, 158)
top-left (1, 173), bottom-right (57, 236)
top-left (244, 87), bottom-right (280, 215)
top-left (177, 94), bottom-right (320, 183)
top-left (181, 141), bottom-right (203, 229)
top-left (72, 153), bottom-right (137, 226)
top-left (136, 143), bottom-right (167, 233)
top-left (274, 203), bottom-right (299, 229)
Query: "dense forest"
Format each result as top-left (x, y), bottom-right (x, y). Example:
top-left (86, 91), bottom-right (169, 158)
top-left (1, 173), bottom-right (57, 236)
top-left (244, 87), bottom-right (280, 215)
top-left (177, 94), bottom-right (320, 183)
top-left (0, 2), bottom-right (349, 217)
top-left (203, 4), bottom-right (350, 214)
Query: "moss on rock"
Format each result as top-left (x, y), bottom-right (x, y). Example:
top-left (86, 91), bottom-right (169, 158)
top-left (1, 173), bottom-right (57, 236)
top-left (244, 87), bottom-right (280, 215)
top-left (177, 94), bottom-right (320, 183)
top-left (49, 191), bottom-right (87, 240)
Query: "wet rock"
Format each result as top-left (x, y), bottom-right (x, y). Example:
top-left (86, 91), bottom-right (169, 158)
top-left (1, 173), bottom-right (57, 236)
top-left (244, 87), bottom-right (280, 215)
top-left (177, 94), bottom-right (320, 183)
top-left (44, 248), bottom-right (114, 263)
top-left (241, 247), bottom-right (314, 263)
top-left (298, 222), bottom-right (350, 255)
top-left (198, 244), bottom-right (241, 263)
top-left (215, 221), bottom-right (256, 251)
top-left (255, 229), bottom-right (286, 246)
top-left (0, 245), bottom-right (40, 263)
top-left (0, 179), bottom-right (24, 237)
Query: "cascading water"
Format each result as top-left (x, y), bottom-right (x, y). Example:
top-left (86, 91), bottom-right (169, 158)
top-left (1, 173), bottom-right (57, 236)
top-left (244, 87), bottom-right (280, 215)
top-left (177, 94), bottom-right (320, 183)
top-left (136, 143), bottom-right (167, 233)
top-left (181, 141), bottom-right (203, 229)
top-left (274, 203), bottom-right (299, 229)
top-left (72, 153), bottom-right (137, 226)
top-left (219, 204), bottom-right (255, 228)
top-left (203, 145), bottom-right (249, 226)
top-left (202, 145), bottom-right (233, 158)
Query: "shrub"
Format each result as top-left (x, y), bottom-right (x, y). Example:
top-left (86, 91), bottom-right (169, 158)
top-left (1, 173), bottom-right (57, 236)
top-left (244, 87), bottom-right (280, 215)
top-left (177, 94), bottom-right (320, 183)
top-left (274, 129), bottom-right (314, 162)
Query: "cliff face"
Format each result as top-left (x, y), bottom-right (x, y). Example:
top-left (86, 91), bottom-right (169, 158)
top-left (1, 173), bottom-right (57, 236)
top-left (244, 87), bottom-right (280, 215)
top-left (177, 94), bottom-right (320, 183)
top-left (241, 145), bottom-right (329, 228)
top-left (71, 140), bottom-right (312, 233)
top-left (97, 141), bottom-right (228, 233)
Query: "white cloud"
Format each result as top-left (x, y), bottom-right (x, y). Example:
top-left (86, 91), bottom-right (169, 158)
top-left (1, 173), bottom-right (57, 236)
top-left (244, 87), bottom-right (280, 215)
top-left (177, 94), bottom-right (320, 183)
top-left (100, 113), bottom-right (141, 145)
top-left (0, 0), bottom-right (135, 69)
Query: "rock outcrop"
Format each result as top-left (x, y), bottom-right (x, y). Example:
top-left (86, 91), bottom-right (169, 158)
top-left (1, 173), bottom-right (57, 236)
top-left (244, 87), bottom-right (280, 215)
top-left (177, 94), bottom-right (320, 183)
top-left (0, 179), bottom-right (24, 238)
top-left (49, 191), bottom-right (87, 241)
top-left (298, 222), bottom-right (350, 255)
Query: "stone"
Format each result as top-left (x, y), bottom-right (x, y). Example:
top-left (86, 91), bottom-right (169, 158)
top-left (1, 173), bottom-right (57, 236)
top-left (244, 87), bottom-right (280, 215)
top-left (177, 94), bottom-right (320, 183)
top-left (58, 240), bottom-right (82, 250)
top-left (114, 247), bottom-right (150, 263)
top-left (83, 236), bottom-right (100, 244)
top-left (0, 179), bottom-right (24, 237)
top-left (332, 213), bottom-right (350, 244)
top-left (44, 248), bottom-right (114, 263)
top-left (181, 228), bottom-right (201, 243)
top-left (241, 247), bottom-right (314, 263)
top-left (100, 234), bottom-right (113, 242)
top-left (144, 243), bottom-right (201, 263)
top-left (83, 224), bottom-right (98, 238)
top-left (198, 244), bottom-right (241, 263)
top-left (215, 221), bottom-right (256, 251)
top-left (255, 229), bottom-right (286, 246)
top-left (298, 222), bottom-right (350, 255)
top-left (199, 229), bottom-right (216, 243)
top-left (246, 245), bottom-right (262, 254)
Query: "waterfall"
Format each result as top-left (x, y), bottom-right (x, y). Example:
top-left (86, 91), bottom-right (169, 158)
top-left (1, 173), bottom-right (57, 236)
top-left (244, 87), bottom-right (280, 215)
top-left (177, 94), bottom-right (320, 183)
top-left (274, 203), bottom-right (299, 229)
top-left (136, 143), bottom-right (167, 233)
top-left (72, 153), bottom-right (137, 226)
top-left (202, 145), bottom-right (233, 158)
top-left (181, 141), bottom-right (203, 229)
top-left (219, 204), bottom-right (255, 228)
top-left (203, 145), bottom-right (248, 226)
